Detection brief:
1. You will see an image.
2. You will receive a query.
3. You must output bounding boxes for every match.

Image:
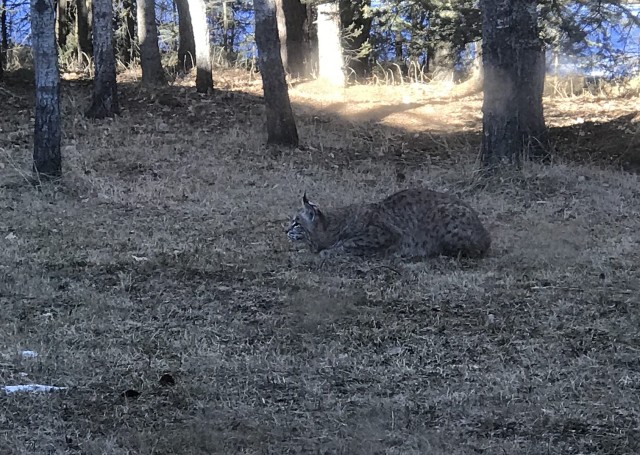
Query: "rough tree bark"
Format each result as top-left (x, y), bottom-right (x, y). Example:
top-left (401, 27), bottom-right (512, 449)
top-left (1, 0), bottom-right (6, 81)
top-left (175, 0), bottom-right (195, 71)
top-left (254, 0), bottom-right (299, 146)
top-left (480, 0), bottom-right (549, 169)
top-left (86, 0), bottom-right (119, 118)
top-left (56, 0), bottom-right (73, 49)
top-left (137, 0), bottom-right (166, 85)
top-left (316, 1), bottom-right (344, 86)
top-left (275, 0), bottom-right (307, 77)
top-left (31, 0), bottom-right (61, 178)
top-left (187, 0), bottom-right (213, 92)
top-left (275, 0), bottom-right (288, 72)
top-left (76, 0), bottom-right (92, 67)
top-left (284, 0), bottom-right (308, 77)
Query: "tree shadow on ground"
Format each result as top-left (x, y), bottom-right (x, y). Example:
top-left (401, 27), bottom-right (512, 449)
top-left (2, 69), bottom-right (638, 174)
top-left (550, 113), bottom-right (640, 172)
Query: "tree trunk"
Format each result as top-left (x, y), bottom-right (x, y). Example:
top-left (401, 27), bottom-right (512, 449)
top-left (339, 0), bottom-right (372, 78)
top-left (221, 0), bottom-right (232, 61)
top-left (275, 0), bottom-right (288, 73)
top-left (137, 0), bottom-right (166, 85)
top-left (304, 3), bottom-right (317, 75)
top-left (86, 0), bottom-right (119, 118)
top-left (187, 0), bottom-right (213, 92)
top-left (76, 0), bottom-right (92, 67)
top-left (1, 0), bottom-right (6, 81)
top-left (274, 0), bottom-right (308, 77)
top-left (281, 0), bottom-right (307, 77)
top-left (56, 0), bottom-right (73, 49)
top-left (175, 0), bottom-right (195, 71)
top-left (480, 0), bottom-right (549, 169)
top-left (473, 39), bottom-right (482, 75)
top-left (117, 0), bottom-right (136, 66)
top-left (316, 1), bottom-right (344, 86)
top-left (432, 45), bottom-right (451, 70)
top-left (394, 32), bottom-right (403, 61)
top-left (253, 0), bottom-right (298, 146)
top-left (31, 0), bottom-right (62, 178)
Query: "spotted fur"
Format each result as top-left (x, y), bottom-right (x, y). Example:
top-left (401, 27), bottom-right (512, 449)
top-left (287, 188), bottom-right (491, 258)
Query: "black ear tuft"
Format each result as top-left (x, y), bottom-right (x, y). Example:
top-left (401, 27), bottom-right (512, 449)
top-left (302, 192), bottom-right (309, 205)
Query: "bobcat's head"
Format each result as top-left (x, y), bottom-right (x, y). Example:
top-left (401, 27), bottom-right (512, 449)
top-left (287, 193), bottom-right (323, 247)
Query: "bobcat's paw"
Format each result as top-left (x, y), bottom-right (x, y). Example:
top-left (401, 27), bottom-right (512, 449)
top-left (318, 245), bottom-right (347, 259)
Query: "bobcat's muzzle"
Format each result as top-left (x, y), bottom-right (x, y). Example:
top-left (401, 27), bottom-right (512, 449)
top-left (287, 222), bottom-right (307, 241)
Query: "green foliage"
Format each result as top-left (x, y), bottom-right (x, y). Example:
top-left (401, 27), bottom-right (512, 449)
top-left (58, 32), bottom-right (78, 68)
top-left (368, 0), bottom-right (480, 70)
top-left (366, 0), bottom-right (638, 76)
top-left (3, 0), bottom-right (631, 78)
top-left (156, 0), bottom-right (179, 51)
top-left (340, 0), bottom-right (374, 74)
top-left (539, 0), bottom-right (640, 75)
top-left (208, 0), bottom-right (255, 66)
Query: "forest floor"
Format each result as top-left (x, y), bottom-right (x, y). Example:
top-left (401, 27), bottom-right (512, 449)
top-left (1, 68), bottom-right (639, 454)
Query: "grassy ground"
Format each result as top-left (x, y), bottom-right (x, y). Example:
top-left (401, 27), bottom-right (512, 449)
top-left (1, 70), bottom-right (639, 454)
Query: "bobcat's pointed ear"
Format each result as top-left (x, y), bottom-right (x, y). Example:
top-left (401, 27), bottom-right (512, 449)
top-left (301, 192), bottom-right (320, 222)
top-left (303, 192), bottom-right (316, 209)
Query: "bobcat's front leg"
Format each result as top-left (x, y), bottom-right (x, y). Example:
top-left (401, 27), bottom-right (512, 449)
top-left (335, 224), bottom-right (400, 256)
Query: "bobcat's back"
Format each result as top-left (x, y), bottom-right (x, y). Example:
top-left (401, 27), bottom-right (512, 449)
top-left (372, 188), bottom-right (491, 258)
top-left (287, 187), bottom-right (490, 258)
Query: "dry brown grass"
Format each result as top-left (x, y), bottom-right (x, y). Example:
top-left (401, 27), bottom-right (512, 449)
top-left (1, 69), bottom-right (639, 454)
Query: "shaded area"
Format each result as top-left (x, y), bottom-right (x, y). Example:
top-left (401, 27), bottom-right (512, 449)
top-left (552, 113), bottom-right (640, 172)
top-left (2, 69), bottom-right (638, 173)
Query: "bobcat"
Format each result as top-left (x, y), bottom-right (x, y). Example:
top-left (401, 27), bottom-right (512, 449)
top-left (287, 188), bottom-right (491, 258)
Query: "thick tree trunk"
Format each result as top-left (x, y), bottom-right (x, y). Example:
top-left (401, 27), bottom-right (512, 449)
top-left (274, 0), bottom-right (308, 77)
top-left (275, 0), bottom-right (288, 72)
top-left (137, 0), bottom-right (166, 85)
top-left (480, 0), bottom-right (549, 169)
top-left (316, 1), bottom-right (344, 86)
top-left (76, 0), bottom-right (92, 67)
top-left (339, 0), bottom-right (372, 78)
top-left (175, 0), bottom-right (195, 71)
top-left (31, 0), bottom-right (62, 178)
top-left (86, 0), bottom-right (119, 118)
top-left (254, 0), bottom-right (298, 146)
top-left (281, 0), bottom-right (307, 77)
top-left (56, 0), bottom-right (73, 49)
top-left (187, 0), bottom-right (213, 92)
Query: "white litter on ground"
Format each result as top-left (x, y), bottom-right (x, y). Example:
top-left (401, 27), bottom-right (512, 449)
top-left (4, 384), bottom-right (68, 395)
top-left (20, 350), bottom-right (38, 359)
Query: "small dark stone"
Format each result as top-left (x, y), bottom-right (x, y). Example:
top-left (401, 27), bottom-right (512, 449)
top-left (122, 389), bottom-right (141, 399)
top-left (159, 373), bottom-right (176, 387)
